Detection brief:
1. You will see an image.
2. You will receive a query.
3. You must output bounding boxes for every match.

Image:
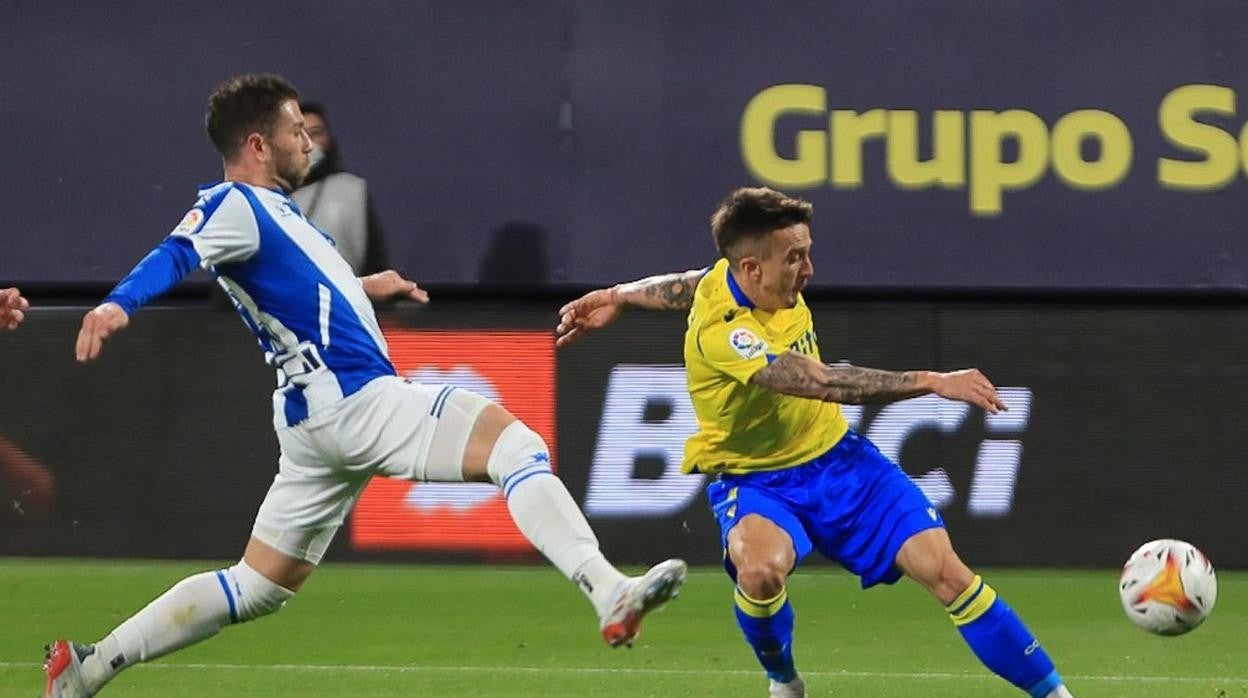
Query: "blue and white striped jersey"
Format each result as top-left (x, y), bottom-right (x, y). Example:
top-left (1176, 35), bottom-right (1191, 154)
top-left (107, 181), bottom-right (395, 427)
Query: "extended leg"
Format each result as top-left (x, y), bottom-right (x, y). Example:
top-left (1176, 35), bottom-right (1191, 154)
top-left (447, 394), bottom-right (685, 647)
top-left (896, 528), bottom-right (1074, 698)
top-left (45, 538), bottom-right (305, 697)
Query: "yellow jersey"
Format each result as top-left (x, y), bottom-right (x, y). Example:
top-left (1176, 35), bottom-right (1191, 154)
top-left (681, 258), bottom-right (848, 474)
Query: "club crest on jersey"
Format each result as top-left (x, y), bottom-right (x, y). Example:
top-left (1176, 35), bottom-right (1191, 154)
top-left (171, 208), bottom-right (204, 235)
top-left (728, 328), bottom-right (767, 360)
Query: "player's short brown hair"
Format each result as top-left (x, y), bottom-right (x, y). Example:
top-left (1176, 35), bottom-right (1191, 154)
top-left (710, 187), bottom-right (813, 260)
top-left (205, 74), bottom-right (300, 160)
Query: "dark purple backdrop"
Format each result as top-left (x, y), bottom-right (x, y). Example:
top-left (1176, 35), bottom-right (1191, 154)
top-left (3, 1), bottom-right (1248, 289)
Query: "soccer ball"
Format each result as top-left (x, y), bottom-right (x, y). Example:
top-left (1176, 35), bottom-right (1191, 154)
top-left (1118, 539), bottom-right (1217, 636)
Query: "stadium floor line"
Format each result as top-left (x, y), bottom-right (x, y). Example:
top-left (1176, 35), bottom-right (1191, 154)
top-left (2, 661), bottom-right (1243, 683)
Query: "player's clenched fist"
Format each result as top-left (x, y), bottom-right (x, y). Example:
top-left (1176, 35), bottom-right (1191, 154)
top-left (0, 287), bottom-right (28, 331)
top-left (75, 302), bottom-right (130, 362)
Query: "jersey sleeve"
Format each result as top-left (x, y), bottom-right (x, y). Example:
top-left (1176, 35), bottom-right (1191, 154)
top-left (695, 310), bottom-right (774, 385)
top-left (103, 236), bottom-right (201, 315)
top-left (171, 185), bottom-right (260, 267)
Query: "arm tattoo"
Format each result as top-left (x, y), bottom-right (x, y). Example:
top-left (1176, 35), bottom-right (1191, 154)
top-left (821, 364), bottom-right (924, 405)
top-left (751, 353), bottom-right (926, 404)
top-left (616, 269), bottom-right (707, 310)
top-left (750, 352), bottom-right (830, 399)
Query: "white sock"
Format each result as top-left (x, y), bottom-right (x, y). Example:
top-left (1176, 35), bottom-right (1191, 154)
top-left (490, 422), bottom-right (627, 617)
top-left (505, 468), bottom-right (628, 616)
top-left (80, 570), bottom-right (233, 692)
top-left (1047, 687), bottom-right (1074, 698)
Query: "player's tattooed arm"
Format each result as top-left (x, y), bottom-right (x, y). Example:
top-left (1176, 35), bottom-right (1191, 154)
top-left (749, 352), bottom-right (920, 402)
top-left (555, 268), bottom-right (708, 348)
top-left (611, 268), bottom-right (708, 311)
top-left (750, 352), bottom-right (1007, 413)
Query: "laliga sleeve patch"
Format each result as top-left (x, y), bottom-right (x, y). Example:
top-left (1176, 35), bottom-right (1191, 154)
top-left (171, 208), bottom-right (205, 236)
top-left (728, 328), bottom-right (768, 360)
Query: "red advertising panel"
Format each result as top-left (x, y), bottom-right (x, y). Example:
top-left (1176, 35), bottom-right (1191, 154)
top-left (350, 330), bottom-right (555, 553)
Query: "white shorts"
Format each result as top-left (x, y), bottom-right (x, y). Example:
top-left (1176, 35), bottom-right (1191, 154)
top-left (252, 375), bottom-right (492, 563)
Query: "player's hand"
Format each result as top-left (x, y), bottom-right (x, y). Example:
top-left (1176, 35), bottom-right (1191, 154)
top-left (556, 287), bottom-right (623, 348)
top-left (361, 270), bottom-right (430, 304)
top-left (0, 287), bottom-right (29, 331)
top-left (928, 368), bottom-right (1007, 414)
top-left (75, 302), bottom-right (129, 362)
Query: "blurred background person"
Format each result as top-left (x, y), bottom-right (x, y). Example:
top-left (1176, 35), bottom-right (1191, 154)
top-left (291, 102), bottom-right (389, 276)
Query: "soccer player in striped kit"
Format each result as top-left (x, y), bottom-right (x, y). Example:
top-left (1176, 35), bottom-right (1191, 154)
top-left (43, 74), bottom-right (685, 697)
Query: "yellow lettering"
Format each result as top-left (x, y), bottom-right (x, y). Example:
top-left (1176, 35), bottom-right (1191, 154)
top-left (969, 110), bottom-right (1049, 217)
top-left (1050, 110), bottom-right (1132, 189)
top-left (734, 84), bottom-right (1187, 214)
top-left (886, 111), bottom-right (966, 189)
top-left (830, 109), bottom-right (887, 187)
top-left (740, 84), bottom-right (827, 189)
top-left (1157, 84), bottom-right (1238, 190)
top-left (1240, 121), bottom-right (1248, 178)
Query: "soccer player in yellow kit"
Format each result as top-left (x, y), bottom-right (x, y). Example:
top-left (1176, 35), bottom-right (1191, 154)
top-left (557, 187), bottom-right (1074, 698)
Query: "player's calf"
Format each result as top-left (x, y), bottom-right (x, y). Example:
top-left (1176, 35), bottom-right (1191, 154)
top-left (485, 421), bottom-right (602, 578)
top-left (62, 561), bottom-right (293, 694)
top-left (897, 529), bottom-right (1073, 696)
top-left (484, 421), bottom-right (626, 606)
top-left (734, 585), bottom-right (798, 684)
top-left (482, 419), bottom-right (687, 644)
top-left (947, 575), bottom-right (1073, 697)
top-left (732, 555), bottom-right (798, 683)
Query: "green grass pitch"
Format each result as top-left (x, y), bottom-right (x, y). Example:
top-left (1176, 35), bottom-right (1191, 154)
top-left (2, 559), bottom-right (1244, 697)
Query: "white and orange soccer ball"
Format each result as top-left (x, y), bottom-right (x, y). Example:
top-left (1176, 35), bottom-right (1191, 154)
top-left (1118, 538), bottom-right (1217, 636)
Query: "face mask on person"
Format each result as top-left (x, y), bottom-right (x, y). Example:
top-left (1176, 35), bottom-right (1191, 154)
top-left (308, 143), bottom-right (326, 171)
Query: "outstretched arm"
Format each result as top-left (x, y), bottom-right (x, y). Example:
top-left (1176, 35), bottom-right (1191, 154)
top-left (76, 236), bottom-right (202, 362)
top-left (0, 288), bottom-right (28, 330)
top-left (612, 268), bottom-right (708, 310)
top-left (555, 268), bottom-right (707, 347)
top-left (750, 351), bottom-right (1007, 413)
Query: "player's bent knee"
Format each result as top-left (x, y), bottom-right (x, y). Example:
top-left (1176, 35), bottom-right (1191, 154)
top-left (223, 560), bottom-right (296, 623)
top-left (486, 421), bottom-right (554, 493)
top-left (736, 562), bottom-right (787, 600)
top-left (909, 553), bottom-right (975, 605)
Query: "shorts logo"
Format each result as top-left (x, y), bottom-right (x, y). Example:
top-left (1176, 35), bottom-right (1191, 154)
top-left (927, 507), bottom-right (938, 521)
top-left (728, 328), bottom-right (767, 360)
top-left (171, 208), bottom-right (204, 236)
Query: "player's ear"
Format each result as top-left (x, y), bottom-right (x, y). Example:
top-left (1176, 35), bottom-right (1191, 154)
top-left (244, 132), bottom-right (268, 161)
top-left (738, 255), bottom-right (762, 281)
